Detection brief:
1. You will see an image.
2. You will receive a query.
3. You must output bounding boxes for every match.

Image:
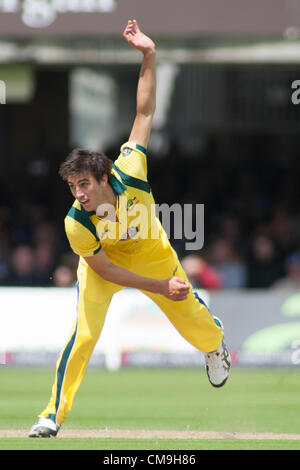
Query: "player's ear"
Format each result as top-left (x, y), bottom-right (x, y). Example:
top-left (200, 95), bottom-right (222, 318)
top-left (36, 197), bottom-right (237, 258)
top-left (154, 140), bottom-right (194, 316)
top-left (101, 173), bottom-right (109, 185)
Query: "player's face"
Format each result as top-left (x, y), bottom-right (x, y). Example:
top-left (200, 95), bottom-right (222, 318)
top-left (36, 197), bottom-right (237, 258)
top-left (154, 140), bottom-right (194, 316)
top-left (67, 172), bottom-right (107, 212)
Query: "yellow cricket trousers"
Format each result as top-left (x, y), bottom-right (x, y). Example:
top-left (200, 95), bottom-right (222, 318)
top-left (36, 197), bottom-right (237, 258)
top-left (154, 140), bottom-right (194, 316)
top-left (40, 234), bottom-right (223, 424)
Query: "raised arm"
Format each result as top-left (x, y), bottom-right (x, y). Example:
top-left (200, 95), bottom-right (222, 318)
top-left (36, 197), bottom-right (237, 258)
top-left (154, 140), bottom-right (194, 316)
top-left (123, 19), bottom-right (156, 149)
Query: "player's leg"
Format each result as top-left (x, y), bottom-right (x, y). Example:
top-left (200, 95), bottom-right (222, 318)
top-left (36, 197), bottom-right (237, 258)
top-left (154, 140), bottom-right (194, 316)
top-left (29, 265), bottom-right (121, 437)
top-left (142, 264), bottom-right (223, 353)
top-left (133, 235), bottom-right (231, 386)
top-left (39, 297), bottom-right (111, 423)
top-left (144, 285), bottom-right (231, 387)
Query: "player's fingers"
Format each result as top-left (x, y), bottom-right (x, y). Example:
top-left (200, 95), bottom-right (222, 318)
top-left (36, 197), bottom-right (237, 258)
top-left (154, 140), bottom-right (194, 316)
top-left (178, 291), bottom-right (189, 299)
top-left (177, 281), bottom-right (189, 289)
top-left (123, 29), bottom-right (134, 42)
top-left (128, 20), bottom-right (136, 32)
top-left (174, 276), bottom-right (188, 283)
top-left (133, 19), bottom-right (140, 33)
top-left (123, 20), bottom-right (134, 34)
top-left (176, 285), bottom-right (190, 296)
top-left (180, 281), bottom-right (190, 289)
top-left (181, 288), bottom-right (190, 298)
top-left (123, 27), bottom-right (133, 37)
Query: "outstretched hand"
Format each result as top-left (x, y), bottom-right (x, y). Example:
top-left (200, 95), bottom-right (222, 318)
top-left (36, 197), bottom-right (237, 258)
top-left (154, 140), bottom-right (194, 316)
top-left (123, 19), bottom-right (155, 54)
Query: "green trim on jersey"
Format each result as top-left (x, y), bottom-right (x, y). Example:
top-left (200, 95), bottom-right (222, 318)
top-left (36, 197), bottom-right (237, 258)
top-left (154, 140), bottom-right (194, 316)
top-left (112, 163), bottom-right (151, 193)
top-left (109, 173), bottom-right (127, 195)
top-left (67, 206), bottom-right (100, 242)
top-left (136, 143), bottom-right (147, 155)
top-left (55, 322), bottom-right (78, 415)
top-left (93, 245), bottom-right (102, 255)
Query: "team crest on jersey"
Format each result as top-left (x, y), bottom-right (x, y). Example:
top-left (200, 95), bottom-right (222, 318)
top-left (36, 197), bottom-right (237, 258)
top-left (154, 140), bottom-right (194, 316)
top-left (122, 147), bottom-right (132, 157)
top-left (126, 196), bottom-right (139, 211)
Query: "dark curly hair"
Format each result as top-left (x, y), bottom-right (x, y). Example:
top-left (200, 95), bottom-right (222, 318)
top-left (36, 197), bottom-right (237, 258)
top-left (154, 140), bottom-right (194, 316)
top-left (59, 149), bottom-right (113, 182)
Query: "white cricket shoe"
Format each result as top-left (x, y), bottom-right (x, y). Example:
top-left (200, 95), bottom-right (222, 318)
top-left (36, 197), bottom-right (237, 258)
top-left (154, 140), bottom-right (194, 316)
top-left (28, 417), bottom-right (61, 438)
top-left (205, 316), bottom-right (231, 388)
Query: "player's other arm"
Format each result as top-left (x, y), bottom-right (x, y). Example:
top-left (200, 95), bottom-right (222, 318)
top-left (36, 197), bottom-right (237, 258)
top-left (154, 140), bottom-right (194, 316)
top-left (84, 249), bottom-right (190, 301)
top-left (123, 19), bottom-right (156, 149)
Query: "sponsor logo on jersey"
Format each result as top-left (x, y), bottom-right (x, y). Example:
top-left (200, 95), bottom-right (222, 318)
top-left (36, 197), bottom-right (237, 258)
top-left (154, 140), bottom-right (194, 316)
top-left (126, 196), bottom-right (140, 211)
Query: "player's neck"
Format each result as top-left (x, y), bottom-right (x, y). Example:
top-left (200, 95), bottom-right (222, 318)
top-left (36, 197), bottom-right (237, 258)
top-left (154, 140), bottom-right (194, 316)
top-left (95, 183), bottom-right (116, 217)
top-left (105, 183), bottom-right (117, 207)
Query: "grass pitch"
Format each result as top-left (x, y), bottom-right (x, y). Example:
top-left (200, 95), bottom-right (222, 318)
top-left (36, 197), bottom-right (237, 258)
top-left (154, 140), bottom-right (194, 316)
top-left (0, 366), bottom-right (300, 450)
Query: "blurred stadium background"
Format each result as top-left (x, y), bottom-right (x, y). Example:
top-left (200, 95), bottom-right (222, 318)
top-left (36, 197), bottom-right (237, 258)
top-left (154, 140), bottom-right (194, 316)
top-left (1, 0), bottom-right (300, 370)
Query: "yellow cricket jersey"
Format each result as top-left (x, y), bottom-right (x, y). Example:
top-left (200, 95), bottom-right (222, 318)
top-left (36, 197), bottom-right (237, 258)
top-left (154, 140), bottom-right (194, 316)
top-left (64, 142), bottom-right (162, 258)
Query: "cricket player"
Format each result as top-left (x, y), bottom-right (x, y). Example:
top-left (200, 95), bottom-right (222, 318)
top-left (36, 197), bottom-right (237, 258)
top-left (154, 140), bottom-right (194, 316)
top-left (29, 20), bottom-right (231, 438)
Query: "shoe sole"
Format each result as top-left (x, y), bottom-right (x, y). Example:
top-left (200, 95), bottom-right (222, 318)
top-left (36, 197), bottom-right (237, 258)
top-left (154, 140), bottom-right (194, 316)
top-left (205, 328), bottom-right (231, 388)
top-left (206, 366), bottom-right (229, 388)
top-left (28, 427), bottom-right (58, 438)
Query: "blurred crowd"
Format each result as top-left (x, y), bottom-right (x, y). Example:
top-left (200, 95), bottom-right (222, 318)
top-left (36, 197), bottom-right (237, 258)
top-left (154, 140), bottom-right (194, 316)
top-left (0, 201), bottom-right (78, 288)
top-left (147, 137), bottom-right (300, 291)
top-left (1, 137), bottom-right (300, 290)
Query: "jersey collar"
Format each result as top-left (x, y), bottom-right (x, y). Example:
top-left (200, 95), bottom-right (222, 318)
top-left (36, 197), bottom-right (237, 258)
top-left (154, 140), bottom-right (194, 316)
top-left (109, 173), bottom-right (126, 195)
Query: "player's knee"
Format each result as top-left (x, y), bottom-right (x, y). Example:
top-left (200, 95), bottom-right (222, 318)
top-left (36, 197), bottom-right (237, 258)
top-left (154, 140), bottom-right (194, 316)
top-left (77, 331), bottom-right (99, 350)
